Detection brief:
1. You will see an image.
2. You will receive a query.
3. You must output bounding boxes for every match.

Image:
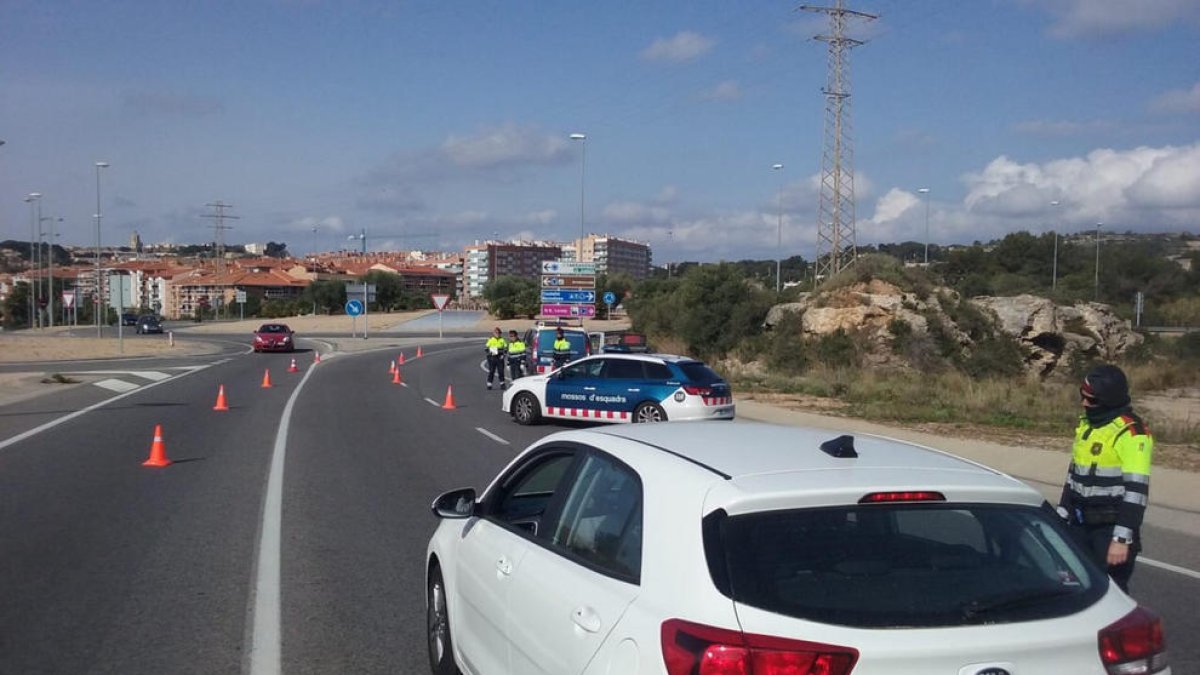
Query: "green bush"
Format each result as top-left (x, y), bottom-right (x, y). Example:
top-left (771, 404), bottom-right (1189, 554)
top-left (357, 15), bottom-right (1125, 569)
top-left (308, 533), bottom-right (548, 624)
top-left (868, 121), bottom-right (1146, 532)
top-left (1174, 331), bottom-right (1200, 360)
top-left (814, 329), bottom-right (859, 368)
top-left (963, 337), bottom-right (1026, 379)
top-left (765, 313), bottom-right (809, 375)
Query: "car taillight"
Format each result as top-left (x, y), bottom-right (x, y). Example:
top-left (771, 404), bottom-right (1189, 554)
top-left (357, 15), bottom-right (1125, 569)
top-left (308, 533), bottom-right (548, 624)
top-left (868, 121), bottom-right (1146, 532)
top-left (662, 619), bottom-right (857, 675)
top-left (1099, 607), bottom-right (1168, 675)
top-left (858, 491), bottom-right (945, 504)
top-left (682, 385), bottom-right (712, 396)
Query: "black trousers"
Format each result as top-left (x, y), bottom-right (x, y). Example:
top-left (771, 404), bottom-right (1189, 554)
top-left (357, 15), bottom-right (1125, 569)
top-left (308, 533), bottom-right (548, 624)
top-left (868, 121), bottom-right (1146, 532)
top-left (1068, 523), bottom-right (1138, 592)
top-left (508, 357), bottom-right (525, 381)
top-left (486, 355), bottom-right (505, 384)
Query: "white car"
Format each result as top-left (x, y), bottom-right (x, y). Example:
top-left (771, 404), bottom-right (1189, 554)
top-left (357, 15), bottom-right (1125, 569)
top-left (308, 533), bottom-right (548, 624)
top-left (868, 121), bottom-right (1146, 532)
top-left (426, 422), bottom-right (1169, 675)
top-left (500, 353), bottom-right (734, 425)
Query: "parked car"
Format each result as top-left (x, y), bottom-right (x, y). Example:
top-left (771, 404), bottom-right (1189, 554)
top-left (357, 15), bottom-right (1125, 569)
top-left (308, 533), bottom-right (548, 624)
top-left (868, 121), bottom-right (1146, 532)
top-left (426, 422), bottom-right (1170, 675)
top-left (521, 319), bottom-right (592, 375)
top-left (252, 323), bottom-right (295, 352)
top-left (120, 312), bottom-right (138, 326)
top-left (502, 352), bottom-right (734, 425)
top-left (591, 330), bottom-right (651, 354)
top-left (135, 314), bottom-right (163, 334)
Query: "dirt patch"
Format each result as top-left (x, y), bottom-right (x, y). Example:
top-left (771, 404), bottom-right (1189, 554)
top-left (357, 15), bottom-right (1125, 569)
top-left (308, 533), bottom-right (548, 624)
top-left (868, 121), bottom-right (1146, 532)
top-left (172, 311), bottom-right (433, 334)
top-left (0, 334), bottom-right (221, 362)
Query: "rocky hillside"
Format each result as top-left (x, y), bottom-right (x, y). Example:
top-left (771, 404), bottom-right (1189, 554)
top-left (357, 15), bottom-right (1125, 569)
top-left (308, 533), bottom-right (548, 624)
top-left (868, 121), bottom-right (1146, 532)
top-left (764, 281), bottom-right (1141, 378)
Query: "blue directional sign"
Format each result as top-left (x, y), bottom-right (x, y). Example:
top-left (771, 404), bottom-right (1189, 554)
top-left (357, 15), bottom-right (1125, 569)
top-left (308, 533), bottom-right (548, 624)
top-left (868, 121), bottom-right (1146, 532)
top-left (345, 299), bottom-right (364, 316)
top-left (540, 289), bottom-right (596, 304)
top-left (603, 291), bottom-right (617, 305)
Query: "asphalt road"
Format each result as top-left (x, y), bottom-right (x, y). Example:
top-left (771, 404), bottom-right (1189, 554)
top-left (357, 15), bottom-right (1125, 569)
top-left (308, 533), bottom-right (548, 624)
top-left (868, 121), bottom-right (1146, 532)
top-left (1, 340), bottom-right (1196, 674)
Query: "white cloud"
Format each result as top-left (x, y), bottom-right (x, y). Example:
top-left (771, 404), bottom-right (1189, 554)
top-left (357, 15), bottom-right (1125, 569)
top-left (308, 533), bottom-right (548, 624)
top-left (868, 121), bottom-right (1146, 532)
top-left (441, 123), bottom-right (572, 169)
top-left (520, 210), bottom-right (558, 226)
top-left (289, 215), bottom-right (347, 234)
top-left (870, 188), bottom-right (921, 225)
top-left (701, 80), bottom-right (742, 102)
top-left (655, 185), bottom-right (679, 205)
top-left (1013, 119), bottom-right (1114, 137)
top-left (603, 201), bottom-right (672, 225)
top-left (640, 31), bottom-right (715, 63)
top-left (962, 144), bottom-right (1200, 225)
top-left (1030, 0), bottom-right (1200, 38)
top-left (1149, 81), bottom-right (1200, 115)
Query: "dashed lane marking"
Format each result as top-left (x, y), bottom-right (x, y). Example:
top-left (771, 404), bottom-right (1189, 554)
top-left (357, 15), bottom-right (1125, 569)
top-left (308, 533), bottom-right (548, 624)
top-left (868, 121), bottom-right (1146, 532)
top-left (475, 428), bottom-right (509, 445)
top-left (425, 398), bottom-right (440, 407)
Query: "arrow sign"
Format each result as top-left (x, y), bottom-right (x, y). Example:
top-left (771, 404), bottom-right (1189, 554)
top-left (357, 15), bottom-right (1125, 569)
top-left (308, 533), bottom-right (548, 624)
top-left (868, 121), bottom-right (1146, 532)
top-left (542, 261), bottom-right (596, 275)
top-left (345, 299), bottom-right (364, 316)
top-left (541, 303), bottom-right (596, 317)
top-left (541, 275), bottom-right (595, 289)
top-left (540, 289), bottom-right (596, 303)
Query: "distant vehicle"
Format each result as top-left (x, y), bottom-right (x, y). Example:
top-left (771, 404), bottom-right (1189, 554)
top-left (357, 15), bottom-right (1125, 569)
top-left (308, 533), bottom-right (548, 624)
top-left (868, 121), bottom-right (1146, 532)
top-left (135, 315), bottom-right (163, 334)
top-left (120, 313), bottom-right (138, 326)
top-left (591, 330), bottom-right (651, 354)
top-left (502, 352), bottom-right (734, 425)
top-left (522, 319), bottom-right (592, 374)
top-left (426, 422), bottom-right (1170, 675)
top-left (253, 323), bottom-right (295, 352)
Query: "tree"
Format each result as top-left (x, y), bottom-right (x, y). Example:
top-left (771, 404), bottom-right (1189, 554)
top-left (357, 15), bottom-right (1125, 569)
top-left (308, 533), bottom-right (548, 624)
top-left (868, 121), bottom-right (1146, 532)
top-left (483, 276), bottom-right (539, 319)
top-left (265, 242), bottom-right (289, 258)
top-left (1, 281), bottom-right (31, 329)
top-left (301, 279), bottom-right (346, 315)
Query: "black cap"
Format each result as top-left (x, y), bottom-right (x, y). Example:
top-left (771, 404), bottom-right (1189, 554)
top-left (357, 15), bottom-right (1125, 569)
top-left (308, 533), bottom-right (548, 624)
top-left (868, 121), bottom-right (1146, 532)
top-left (1082, 365), bottom-right (1130, 408)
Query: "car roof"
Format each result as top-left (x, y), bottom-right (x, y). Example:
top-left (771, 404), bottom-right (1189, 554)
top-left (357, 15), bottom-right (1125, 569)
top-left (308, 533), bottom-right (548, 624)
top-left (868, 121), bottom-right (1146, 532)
top-left (554, 422), bottom-right (1042, 510)
top-left (577, 352), bottom-right (699, 364)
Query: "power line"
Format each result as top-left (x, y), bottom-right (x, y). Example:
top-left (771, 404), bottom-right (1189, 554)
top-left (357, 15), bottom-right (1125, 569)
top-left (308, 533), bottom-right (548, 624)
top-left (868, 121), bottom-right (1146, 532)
top-left (201, 201), bottom-right (239, 267)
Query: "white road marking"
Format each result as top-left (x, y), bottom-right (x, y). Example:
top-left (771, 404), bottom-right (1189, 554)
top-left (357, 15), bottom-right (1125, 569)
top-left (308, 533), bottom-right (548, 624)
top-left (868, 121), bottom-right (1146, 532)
top-left (1141, 557), bottom-right (1200, 581)
top-left (425, 398), bottom-right (440, 407)
top-left (127, 371), bottom-right (170, 381)
top-left (246, 357), bottom-right (318, 675)
top-left (0, 365), bottom-right (211, 453)
top-left (475, 427), bottom-right (509, 445)
top-left (94, 378), bottom-right (140, 393)
top-left (401, 382), bottom-right (408, 388)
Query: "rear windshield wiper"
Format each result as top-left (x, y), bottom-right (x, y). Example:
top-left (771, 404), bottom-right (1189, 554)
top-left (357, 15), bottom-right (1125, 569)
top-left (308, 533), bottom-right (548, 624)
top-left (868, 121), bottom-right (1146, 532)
top-left (962, 587), bottom-right (1078, 620)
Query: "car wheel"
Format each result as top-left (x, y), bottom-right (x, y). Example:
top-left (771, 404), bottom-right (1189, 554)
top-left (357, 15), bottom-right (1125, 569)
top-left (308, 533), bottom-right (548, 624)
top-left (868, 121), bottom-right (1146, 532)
top-left (427, 565), bottom-right (459, 675)
top-left (512, 392), bottom-right (542, 426)
top-left (633, 402), bottom-right (667, 423)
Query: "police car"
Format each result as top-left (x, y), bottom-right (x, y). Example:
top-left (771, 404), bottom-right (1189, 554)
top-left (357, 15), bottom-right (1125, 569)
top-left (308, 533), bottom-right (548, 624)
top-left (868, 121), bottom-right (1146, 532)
top-left (501, 353), bottom-right (735, 425)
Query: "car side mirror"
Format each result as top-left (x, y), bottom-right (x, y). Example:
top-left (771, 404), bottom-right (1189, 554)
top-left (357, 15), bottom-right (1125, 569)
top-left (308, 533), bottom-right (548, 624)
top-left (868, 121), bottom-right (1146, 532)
top-left (431, 487), bottom-right (476, 519)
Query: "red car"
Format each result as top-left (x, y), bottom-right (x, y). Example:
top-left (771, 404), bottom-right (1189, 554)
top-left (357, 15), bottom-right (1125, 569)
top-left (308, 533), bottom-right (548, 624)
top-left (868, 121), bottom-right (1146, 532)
top-left (253, 323), bottom-right (296, 352)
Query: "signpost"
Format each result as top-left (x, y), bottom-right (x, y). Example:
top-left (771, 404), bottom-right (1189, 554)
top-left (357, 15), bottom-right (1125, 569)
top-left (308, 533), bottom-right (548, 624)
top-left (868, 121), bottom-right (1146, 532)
top-left (541, 275), bottom-right (597, 288)
top-left (236, 290), bottom-right (247, 321)
top-left (540, 289), bottom-right (596, 304)
top-left (345, 283), bottom-right (376, 338)
top-left (431, 293), bottom-right (450, 339)
top-left (541, 261), bottom-right (596, 275)
top-left (346, 298), bottom-right (364, 337)
top-left (540, 303), bottom-right (596, 318)
top-left (603, 291), bottom-right (616, 319)
top-left (540, 260), bottom-right (596, 320)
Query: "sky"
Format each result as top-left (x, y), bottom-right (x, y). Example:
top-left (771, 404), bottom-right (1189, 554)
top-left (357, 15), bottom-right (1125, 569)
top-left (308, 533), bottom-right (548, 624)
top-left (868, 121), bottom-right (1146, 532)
top-left (2, 0), bottom-right (1198, 263)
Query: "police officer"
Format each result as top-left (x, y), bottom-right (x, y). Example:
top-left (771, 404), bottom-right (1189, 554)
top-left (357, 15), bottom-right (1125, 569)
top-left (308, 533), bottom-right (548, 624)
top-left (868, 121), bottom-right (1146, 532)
top-left (551, 328), bottom-right (572, 370)
top-left (1057, 364), bottom-right (1153, 592)
top-left (506, 330), bottom-right (527, 382)
top-left (484, 327), bottom-right (507, 390)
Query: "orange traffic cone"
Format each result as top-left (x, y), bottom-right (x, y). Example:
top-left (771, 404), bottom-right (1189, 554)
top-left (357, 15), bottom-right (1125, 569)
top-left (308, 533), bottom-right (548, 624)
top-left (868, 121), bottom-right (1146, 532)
top-left (288, 358), bottom-right (299, 373)
top-left (397, 352), bottom-right (406, 365)
top-left (142, 424), bottom-right (172, 467)
top-left (392, 367), bottom-right (403, 384)
top-left (213, 385), bottom-right (230, 411)
top-left (313, 351), bottom-right (321, 364)
top-left (261, 369), bottom-right (273, 388)
top-left (441, 385), bottom-right (457, 410)
top-left (416, 345), bottom-right (423, 358)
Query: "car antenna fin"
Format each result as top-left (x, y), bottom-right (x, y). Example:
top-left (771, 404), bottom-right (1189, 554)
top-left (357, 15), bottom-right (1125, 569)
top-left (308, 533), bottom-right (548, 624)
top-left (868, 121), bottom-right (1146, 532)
top-left (820, 435), bottom-right (858, 458)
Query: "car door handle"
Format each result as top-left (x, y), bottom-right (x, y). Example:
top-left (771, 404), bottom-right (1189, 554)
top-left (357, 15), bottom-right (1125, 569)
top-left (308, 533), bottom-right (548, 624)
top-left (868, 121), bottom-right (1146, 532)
top-left (627, 388), bottom-right (640, 393)
top-left (583, 386), bottom-right (596, 391)
top-left (571, 606), bottom-right (602, 634)
top-left (495, 557), bottom-right (512, 576)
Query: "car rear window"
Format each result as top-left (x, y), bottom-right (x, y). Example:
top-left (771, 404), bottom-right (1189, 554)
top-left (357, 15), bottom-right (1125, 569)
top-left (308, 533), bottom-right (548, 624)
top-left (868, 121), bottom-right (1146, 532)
top-left (537, 330), bottom-right (588, 355)
top-left (706, 504), bottom-right (1105, 628)
top-left (678, 362), bottom-right (722, 384)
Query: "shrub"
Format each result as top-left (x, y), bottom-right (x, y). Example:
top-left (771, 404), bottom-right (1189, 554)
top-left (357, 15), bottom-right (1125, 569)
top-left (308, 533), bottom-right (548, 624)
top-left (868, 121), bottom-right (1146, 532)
top-left (963, 337), bottom-right (1026, 379)
top-left (766, 313), bottom-right (810, 375)
top-left (814, 329), bottom-right (859, 368)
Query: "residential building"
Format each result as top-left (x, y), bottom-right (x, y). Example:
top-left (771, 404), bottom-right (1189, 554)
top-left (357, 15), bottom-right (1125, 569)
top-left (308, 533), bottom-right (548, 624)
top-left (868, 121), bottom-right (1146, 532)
top-left (462, 241), bottom-right (562, 299)
top-left (575, 234), bottom-right (652, 279)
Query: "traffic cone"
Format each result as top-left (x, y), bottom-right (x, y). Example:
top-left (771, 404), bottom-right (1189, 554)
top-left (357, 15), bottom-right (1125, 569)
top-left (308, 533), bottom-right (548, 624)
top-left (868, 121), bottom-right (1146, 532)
top-left (441, 385), bottom-right (457, 410)
top-left (397, 352), bottom-right (406, 365)
top-left (288, 358), bottom-right (299, 373)
top-left (416, 345), bottom-right (423, 358)
top-left (142, 424), bottom-right (171, 467)
top-left (213, 385), bottom-right (230, 411)
top-left (261, 369), bottom-right (273, 388)
top-left (392, 367), bottom-right (403, 384)
top-left (313, 351), bottom-right (321, 364)
top-left (389, 359), bottom-right (396, 374)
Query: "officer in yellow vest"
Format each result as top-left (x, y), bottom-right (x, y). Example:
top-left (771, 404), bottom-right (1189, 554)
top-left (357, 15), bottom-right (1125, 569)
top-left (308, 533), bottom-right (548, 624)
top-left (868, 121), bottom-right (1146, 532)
top-left (552, 328), bottom-right (572, 370)
top-left (506, 330), bottom-right (527, 382)
top-left (1057, 364), bottom-right (1153, 591)
top-left (484, 327), bottom-right (507, 390)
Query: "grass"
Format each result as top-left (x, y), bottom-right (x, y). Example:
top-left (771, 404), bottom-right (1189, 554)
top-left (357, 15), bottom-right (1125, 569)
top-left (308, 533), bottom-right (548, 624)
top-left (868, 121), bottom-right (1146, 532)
top-left (40, 373), bottom-right (80, 384)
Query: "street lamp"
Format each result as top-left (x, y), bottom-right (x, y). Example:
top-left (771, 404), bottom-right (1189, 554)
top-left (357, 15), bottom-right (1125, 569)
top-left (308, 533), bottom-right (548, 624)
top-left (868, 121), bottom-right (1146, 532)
top-left (772, 164), bottom-right (785, 293)
top-left (1094, 222), bottom-right (1102, 302)
top-left (95, 162), bottom-right (109, 337)
top-left (25, 193), bottom-right (42, 328)
top-left (41, 215), bottom-right (61, 327)
top-left (569, 132), bottom-right (587, 254)
top-left (917, 188), bottom-right (931, 264)
top-left (1050, 200), bottom-right (1061, 291)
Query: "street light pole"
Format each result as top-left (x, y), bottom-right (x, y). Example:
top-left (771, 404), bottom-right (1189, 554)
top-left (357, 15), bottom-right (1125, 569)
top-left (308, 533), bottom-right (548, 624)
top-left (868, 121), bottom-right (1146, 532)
top-left (25, 193), bottom-right (41, 328)
top-left (95, 162), bottom-right (110, 337)
top-left (773, 164), bottom-right (784, 293)
top-left (917, 188), bottom-right (931, 264)
top-left (1050, 200), bottom-right (1060, 291)
top-left (1094, 222), bottom-right (1102, 302)
top-left (42, 215), bottom-right (60, 327)
top-left (569, 133), bottom-right (587, 255)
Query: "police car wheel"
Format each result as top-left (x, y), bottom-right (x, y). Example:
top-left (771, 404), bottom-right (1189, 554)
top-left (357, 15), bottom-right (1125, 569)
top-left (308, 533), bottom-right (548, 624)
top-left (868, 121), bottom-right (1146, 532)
top-left (512, 392), bottom-right (542, 426)
top-left (633, 402), bottom-right (666, 423)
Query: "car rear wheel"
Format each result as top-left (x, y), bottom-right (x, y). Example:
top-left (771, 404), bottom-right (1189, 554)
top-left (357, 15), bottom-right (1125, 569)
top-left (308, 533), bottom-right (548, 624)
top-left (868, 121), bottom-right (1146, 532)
top-left (634, 402), bottom-right (667, 423)
top-left (427, 565), bottom-right (459, 675)
top-left (512, 392), bottom-right (542, 426)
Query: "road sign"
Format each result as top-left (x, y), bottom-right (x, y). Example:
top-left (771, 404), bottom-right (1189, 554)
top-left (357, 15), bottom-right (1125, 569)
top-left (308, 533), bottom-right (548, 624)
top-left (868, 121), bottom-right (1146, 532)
top-left (603, 291), bottom-right (616, 305)
top-left (235, 290), bottom-right (247, 303)
top-left (542, 261), bottom-right (596, 275)
top-left (345, 299), bottom-right (364, 316)
top-left (540, 289), bottom-right (596, 304)
top-left (431, 293), bottom-right (450, 310)
top-left (541, 275), bottom-right (596, 289)
top-left (345, 283), bottom-right (377, 303)
top-left (62, 290), bottom-right (76, 308)
top-left (541, 303), bottom-right (596, 317)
